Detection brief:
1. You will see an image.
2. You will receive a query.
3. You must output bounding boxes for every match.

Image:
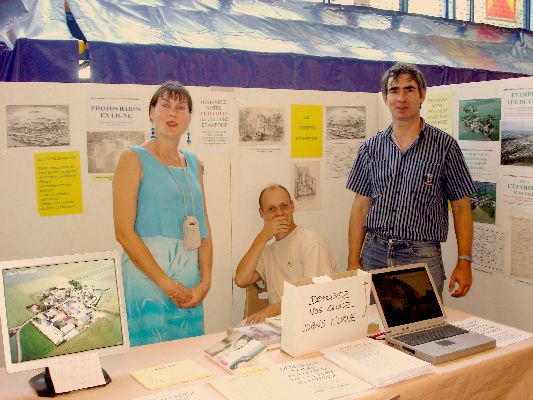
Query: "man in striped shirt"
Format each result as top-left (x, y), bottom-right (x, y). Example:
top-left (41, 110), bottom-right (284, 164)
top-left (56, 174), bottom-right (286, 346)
top-left (346, 63), bottom-right (475, 298)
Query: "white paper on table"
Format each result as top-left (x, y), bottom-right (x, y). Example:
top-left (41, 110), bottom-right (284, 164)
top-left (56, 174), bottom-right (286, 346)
top-left (271, 358), bottom-right (373, 400)
top-left (210, 368), bottom-right (294, 400)
top-left (132, 385), bottom-right (219, 400)
top-left (210, 358), bottom-right (372, 400)
top-left (48, 352), bottom-right (105, 394)
top-left (453, 317), bottom-right (533, 347)
top-left (322, 338), bottom-right (434, 387)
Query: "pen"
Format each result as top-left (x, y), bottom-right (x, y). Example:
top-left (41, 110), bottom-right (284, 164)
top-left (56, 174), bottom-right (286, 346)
top-left (369, 331), bottom-right (386, 340)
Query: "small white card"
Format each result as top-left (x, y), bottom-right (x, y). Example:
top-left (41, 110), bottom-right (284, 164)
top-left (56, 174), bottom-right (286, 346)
top-left (48, 352), bottom-right (106, 394)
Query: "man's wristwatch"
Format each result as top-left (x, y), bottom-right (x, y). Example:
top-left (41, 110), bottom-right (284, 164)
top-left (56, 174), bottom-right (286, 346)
top-left (458, 255), bottom-right (472, 263)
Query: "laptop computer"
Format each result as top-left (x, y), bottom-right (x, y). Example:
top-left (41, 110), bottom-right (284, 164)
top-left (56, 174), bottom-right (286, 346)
top-left (371, 264), bottom-right (496, 364)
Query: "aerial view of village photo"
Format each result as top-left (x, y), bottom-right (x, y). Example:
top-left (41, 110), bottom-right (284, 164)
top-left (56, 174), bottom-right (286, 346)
top-left (458, 98), bottom-right (501, 141)
top-left (471, 181), bottom-right (496, 224)
top-left (3, 259), bottom-right (124, 364)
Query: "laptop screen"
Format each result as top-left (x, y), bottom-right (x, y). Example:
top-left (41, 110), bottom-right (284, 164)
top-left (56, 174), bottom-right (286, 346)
top-left (372, 265), bottom-right (443, 329)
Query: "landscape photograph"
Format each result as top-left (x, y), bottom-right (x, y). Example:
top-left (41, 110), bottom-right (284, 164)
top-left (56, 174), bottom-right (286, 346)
top-left (470, 181), bottom-right (496, 224)
top-left (501, 120), bottom-right (533, 166)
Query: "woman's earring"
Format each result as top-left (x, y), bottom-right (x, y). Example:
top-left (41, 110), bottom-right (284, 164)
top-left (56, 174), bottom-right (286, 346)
top-left (150, 126), bottom-right (155, 140)
top-left (186, 128), bottom-right (191, 145)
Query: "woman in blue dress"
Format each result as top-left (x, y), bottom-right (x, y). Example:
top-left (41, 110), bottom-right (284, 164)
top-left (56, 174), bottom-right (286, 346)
top-left (113, 82), bottom-right (212, 346)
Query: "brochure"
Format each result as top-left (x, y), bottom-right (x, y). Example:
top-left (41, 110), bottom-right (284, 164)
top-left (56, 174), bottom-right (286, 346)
top-left (204, 331), bottom-right (270, 374)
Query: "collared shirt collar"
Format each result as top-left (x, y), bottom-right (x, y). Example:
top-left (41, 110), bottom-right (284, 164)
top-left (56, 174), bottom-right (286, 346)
top-left (384, 118), bottom-right (427, 145)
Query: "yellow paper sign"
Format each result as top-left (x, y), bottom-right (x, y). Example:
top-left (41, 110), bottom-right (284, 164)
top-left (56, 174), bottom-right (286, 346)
top-left (422, 91), bottom-right (454, 135)
top-left (130, 359), bottom-right (212, 390)
top-left (291, 104), bottom-right (323, 158)
top-left (34, 151), bottom-right (83, 216)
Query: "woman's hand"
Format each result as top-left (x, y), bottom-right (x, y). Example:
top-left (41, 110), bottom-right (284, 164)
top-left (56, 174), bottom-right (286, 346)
top-left (180, 281), bottom-right (210, 308)
top-left (164, 282), bottom-right (192, 307)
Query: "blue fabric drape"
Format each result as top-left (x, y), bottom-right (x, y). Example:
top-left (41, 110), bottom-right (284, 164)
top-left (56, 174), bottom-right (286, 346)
top-left (89, 41), bottom-right (524, 91)
top-left (0, 38), bottom-right (79, 82)
top-left (0, 0), bottom-right (78, 82)
top-left (68, 0), bottom-right (531, 89)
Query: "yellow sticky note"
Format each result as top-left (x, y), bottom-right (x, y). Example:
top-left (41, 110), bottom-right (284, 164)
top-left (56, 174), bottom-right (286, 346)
top-left (291, 104), bottom-right (323, 158)
top-left (130, 359), bottom-right (212, 390)
top-left (34, 151), bottom-right (83, 216)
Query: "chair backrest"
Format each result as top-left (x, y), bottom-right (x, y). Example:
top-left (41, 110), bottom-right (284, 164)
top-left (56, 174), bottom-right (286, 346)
top-left (244, 283), bottom-right (270, 318)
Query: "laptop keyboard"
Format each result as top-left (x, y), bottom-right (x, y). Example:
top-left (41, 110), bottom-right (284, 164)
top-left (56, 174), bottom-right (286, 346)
top-left (396, 324), bottom-right (468, 346)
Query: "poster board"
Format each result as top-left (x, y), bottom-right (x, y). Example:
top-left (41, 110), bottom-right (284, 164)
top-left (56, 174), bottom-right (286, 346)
top-left (281, 270), bottom-right (371, 357)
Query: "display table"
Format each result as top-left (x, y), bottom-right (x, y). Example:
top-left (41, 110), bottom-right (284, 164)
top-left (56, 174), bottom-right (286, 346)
top-left (2, 308), bottom-right (532, 400)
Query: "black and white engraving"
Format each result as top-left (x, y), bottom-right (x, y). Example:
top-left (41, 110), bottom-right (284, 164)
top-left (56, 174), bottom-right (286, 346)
top-left (326, 106), bottom-right (366, 140)
top-left (7, 105), bottom-right (69, 147)
top-left (239, 107), bottom-right (284, 144)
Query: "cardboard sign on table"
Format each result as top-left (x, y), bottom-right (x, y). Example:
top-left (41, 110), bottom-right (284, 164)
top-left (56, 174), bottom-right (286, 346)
top-left (281, 270), bottom-right (372, 357)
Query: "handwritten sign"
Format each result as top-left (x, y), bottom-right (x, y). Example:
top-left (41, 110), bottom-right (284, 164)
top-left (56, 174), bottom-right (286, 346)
top-left (48, 352), bottom-right (105, 394)
top-left (273, 359), bottom-right (372, 400)
top-left (210, 359), bottom-right (371, 400)
top-left (34, 151), bottom-right (83, 216)
top-left (281, 270), bottom-right (371, 356)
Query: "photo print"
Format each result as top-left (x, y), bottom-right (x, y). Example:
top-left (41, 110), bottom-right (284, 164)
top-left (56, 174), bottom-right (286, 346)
top-left (470, 181), bottom-right (496, 224)
top-left (501, 120), bottom-right (533, 166)
top-left (7, 105), bottom-right (70, 147)
top-left (458, 98), bottom-right (501, 141)
top-left (87, 131), bottom-right (145, 173)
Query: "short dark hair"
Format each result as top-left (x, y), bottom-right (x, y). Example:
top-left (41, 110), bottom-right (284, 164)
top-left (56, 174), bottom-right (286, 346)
top-left (149, 81), bottom-right (193, 118)
top-left (381, 63), bottom-right (427, 96)
top-left (258, 184), bottom-right (292, 209)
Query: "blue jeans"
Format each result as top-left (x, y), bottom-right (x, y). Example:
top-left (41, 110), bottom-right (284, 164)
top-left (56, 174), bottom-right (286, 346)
top-left (361, 233), bottom-right (446, 297)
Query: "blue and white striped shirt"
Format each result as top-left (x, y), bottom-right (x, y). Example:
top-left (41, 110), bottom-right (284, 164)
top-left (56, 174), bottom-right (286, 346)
top-left (346, 122), bottom-right (475, 242)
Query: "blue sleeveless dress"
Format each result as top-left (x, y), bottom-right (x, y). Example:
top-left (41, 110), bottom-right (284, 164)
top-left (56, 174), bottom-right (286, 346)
top-left (122, 145), bottom-right (208, 347)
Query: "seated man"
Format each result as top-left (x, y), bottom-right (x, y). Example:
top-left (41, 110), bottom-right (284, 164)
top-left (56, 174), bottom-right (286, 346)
top-left (235, 184), bottom-right (336, 323)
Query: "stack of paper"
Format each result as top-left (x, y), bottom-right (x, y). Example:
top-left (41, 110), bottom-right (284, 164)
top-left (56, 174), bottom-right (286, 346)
top-left (452, 317), bottom-right (533, 347)
top-left (322, 338), bottom-right (435, 387)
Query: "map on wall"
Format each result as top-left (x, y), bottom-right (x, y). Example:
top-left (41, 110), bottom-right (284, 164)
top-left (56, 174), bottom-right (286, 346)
top-left (511, 216), bottom-right (533, 281)
top-left (471, 224), bottom-right (504, 274)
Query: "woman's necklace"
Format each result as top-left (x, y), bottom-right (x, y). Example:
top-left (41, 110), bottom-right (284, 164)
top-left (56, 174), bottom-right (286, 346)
top-left (152, 141), bottom-right (196, 217)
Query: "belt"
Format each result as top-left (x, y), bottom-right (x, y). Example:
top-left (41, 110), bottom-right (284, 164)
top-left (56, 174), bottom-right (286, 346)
top-left (367, 233), bottom-right (439, 245)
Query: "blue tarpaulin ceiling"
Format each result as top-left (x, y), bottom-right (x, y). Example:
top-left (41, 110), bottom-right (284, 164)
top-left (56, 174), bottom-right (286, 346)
top-left (1, 0), bottom-right (532, 90)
